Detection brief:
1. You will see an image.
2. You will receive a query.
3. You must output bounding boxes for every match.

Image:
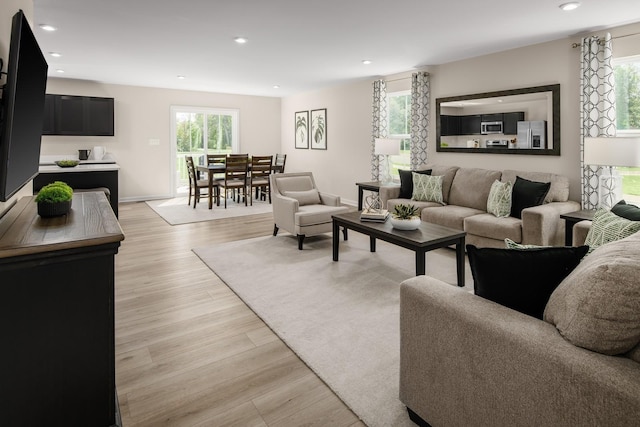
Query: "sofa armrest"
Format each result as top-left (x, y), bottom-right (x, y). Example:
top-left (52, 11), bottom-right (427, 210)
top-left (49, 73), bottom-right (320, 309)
top-left (573, 219), bottom-right (592, 246)
top-left (399, 276), bottom-right (640, 427)
top-left (521, 200), bottom-right (581, 246)
top-left (318, 192), bottom-right (340, 207)
top-left (272, 194), bottom-right (299, 233)
top-left (379, 184), bottom-right (401, 209)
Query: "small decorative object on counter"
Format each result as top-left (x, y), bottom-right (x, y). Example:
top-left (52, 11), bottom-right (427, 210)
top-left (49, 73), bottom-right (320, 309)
top-left (35, 181), bottom-right (73, 217)
top-left (390, 203), bottom-right (421, 230)
top-left (54, 160), bottom-right (79, 168)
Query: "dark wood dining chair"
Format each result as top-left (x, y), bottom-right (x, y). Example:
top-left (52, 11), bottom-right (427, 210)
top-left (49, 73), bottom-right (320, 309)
top-left (219, 155), bottom-right (249, 208)
top-left (274, 153), bottom-right (287, 173)
top-left (186, 155), bottom-right (217, 208)
top-left (249, 155), bottom-right (273, 204)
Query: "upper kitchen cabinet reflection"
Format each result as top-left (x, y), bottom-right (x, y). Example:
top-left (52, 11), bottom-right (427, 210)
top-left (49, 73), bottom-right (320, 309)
top-left (436, 84), bottom-right (560, 156)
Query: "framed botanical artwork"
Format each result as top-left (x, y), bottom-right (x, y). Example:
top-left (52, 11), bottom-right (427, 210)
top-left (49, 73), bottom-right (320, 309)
top-left (295, 111), bottom-right (309, 149)
top-left (311, 108), bottom-right (327, 150)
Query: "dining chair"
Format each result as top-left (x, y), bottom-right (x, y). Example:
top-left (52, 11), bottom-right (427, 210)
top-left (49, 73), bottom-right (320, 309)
top-left (274, 153), bottom-right (287, 173)
top-left (248, 155), bottom-right (273, 204)
top-left (206, 153), bottom-right (227, 183)
top-left (185, 156), bottom-right (216, 208)
top-left (219, 155), bottom-right (249, 208)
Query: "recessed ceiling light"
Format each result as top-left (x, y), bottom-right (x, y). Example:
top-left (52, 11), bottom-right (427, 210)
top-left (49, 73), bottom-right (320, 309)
top-left (177, 75), bottom-right (186, 80)
top-left (362, 60), bottom-right (372, 65)
top-left (273, 85), bottom-right (280, 89)
top-left (559, 2), bottom-right (580, 11)
top-left (55, 69), bottom-right (65, 73)
top-left (234, 37), bottom-right (248, 44)
top-left (49, 52), bottom-right (62, 58)
top-left (39, 24), bottom-right (57, 31)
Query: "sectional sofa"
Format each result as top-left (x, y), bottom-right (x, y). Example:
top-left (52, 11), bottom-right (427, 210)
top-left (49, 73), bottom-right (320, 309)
top-left (379, 165), bottom-right (580, 248)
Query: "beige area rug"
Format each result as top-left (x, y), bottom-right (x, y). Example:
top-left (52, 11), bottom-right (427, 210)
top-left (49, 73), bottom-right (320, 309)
top-left (146, 196), bottom-right (272, 225)
top-left (193, 231), bottom-right (473, 427)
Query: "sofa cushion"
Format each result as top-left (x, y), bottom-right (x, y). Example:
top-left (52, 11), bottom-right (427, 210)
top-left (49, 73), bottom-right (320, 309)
top-left (544, 231), bottom-right (640, 355)
top-left (468, 244), bottom-right (589, 319)
top-left (282, 189), bottom-right (321, 206)
top-left (611, 199), bottom-right (640, 220)
top-left (412, 174), bottom-right (443, 204)
top-left (295, 204), bottom-right (348, 226)
top-left (275, 175), bottom-right (314, 192)
top-left (584, 208), bottom-right (640, 252)
top-left (424, 165), bottom-right (459, 204)
top-left (398, 169), bottom-right (431, 199)
top-left (486, 180), bottom-right (512, 218)
top-left (422, 205), bottom-right (484, 230)
top-left (464, 214), bottom-right (522, 242)
top-left (448, 168), bottom-right (502, 211)
top-left (501, 170), bottom-right (570, 202)
top-left (510, 176), bottom-right (551, 219)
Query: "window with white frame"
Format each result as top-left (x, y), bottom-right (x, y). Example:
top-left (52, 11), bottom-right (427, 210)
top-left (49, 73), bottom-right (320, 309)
top-left (613, 56), bottom-right (640, 204)
top-left (387, 91), bottom-right (411, 179)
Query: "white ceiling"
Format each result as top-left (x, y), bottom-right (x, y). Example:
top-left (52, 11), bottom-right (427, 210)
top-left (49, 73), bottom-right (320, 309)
top-left (32, 0), bottom-right (640, 98)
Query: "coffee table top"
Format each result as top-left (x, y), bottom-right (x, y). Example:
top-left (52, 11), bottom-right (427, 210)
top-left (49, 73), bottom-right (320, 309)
top-left (332, 210), bottom-right (466, 247)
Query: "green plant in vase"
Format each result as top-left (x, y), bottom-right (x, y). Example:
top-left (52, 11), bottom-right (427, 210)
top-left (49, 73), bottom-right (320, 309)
top-left (391, 203), bottom-right (421, 230)
top-left (392, 203), bottom-right (419, 220)
top-left (35, 181), bottom-right (73, 217)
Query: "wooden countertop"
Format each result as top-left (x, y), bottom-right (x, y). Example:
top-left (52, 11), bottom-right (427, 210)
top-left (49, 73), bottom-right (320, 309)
top-left (0, 192), bottom-right (124, 259)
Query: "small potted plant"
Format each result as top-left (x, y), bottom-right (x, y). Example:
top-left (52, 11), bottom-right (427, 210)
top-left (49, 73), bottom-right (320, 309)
top-left (390, 203), bottom-right (421, 230)
top-left (35, 181), bottom-right (74, 217)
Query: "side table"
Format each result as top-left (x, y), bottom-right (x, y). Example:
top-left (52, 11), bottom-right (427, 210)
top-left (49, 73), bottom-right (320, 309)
top-left (355, 181), bottom-right (383, 210)
top-left (560, 209), bottom-right (595, 246)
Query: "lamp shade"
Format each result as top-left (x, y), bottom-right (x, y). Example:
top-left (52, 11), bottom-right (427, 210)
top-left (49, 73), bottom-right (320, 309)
top-left (375, 138), bottom-right (399, 156)
top-left (583, 137), bottom-right (640, 167)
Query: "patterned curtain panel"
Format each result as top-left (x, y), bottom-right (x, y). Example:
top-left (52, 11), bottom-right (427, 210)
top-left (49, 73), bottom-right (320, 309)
top-left (410, 72), bottom-right (430, 169)
top-left (580, 33), bottom-right (616, 209)
top-left (371, 80), bottom-right (388, 180)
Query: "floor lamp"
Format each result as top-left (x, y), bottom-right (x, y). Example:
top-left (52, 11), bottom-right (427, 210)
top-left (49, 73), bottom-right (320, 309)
top-left (375, 138), bottom-right (399, 185)
top-left (583, 136), bottom-right (640, 209)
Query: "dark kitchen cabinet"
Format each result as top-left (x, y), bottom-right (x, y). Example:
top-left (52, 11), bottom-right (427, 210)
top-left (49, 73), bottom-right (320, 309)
top-left (42, 94), bottom-right (114, 136)
top-left (460, 114), bottom-right (481, 135)
top-left (503, 111), bottom-right (525, 134)
top-left (481, 113), bottom-right (503, 123)
top-left (440, 115), bottom-right (460, 136)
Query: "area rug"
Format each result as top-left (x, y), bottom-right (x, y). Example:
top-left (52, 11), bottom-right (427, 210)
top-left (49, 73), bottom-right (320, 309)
top-left (193, 232), bottom-right (473, 427)
top-left (146, 196), bottom-right (272, 225)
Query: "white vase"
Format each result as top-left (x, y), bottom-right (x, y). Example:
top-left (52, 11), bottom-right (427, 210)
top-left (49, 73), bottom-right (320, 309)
top-left (390, 216), bottom-right (421, 230)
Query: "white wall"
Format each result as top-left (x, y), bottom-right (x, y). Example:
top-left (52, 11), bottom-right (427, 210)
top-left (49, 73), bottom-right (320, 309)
top-left (41, 79), bottom-right (281, 201)
top-left (0, 0), bottom-right (34, 217)
top-left (282, 21), bottom-right (640, 205)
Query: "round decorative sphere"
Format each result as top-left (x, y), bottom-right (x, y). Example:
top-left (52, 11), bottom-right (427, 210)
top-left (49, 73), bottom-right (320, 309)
top-left (390, 216), bottom-right (421, 230)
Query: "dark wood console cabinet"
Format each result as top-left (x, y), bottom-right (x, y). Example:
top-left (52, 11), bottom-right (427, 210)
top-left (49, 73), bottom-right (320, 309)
top-left (0, 192), bottom-right (124, 426)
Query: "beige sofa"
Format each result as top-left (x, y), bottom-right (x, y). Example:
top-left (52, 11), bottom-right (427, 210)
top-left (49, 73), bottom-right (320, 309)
top-left (399, 230), bottom-right (640, 426)
top-left (379, 165), bottom-right (580, 248)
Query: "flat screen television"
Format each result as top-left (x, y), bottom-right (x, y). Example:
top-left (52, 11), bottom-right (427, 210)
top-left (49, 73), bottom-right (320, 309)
top-left (0, 10), bottom-right (48, 202)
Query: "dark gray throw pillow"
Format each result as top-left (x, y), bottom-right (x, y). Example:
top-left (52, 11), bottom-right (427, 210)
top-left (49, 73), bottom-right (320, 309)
top-left (398, 169), bottom-right (431, 199)
top-left (510, 176), bottom-right (551, 219)
top-left (466, 244), bottom-right (589, 319)
top-left (611, 200), bottom-right (640, 221)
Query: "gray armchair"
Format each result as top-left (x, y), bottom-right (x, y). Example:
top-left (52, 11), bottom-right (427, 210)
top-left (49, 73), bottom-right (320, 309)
top-left (270, 172), bottom-right (349, 249)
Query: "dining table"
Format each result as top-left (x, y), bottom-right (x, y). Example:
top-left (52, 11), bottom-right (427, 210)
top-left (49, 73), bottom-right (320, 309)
top-left (196, 162), bottom-right (283, 209)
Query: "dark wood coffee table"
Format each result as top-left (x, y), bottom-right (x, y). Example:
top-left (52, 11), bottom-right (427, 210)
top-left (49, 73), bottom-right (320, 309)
top-left (332, 211), bottom-right (466, 287)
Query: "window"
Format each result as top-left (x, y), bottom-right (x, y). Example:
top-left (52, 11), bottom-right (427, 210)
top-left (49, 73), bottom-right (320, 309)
top-left (171, 106), bottom-right (239, 195)
top-left (613, 56), bottom-right (640, 204)
top-left (387, 91), bottom-right (411, 179)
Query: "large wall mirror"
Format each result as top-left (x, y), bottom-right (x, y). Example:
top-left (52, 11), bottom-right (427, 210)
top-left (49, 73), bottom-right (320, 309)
top-left (436, 84), bottom-right (560, 155)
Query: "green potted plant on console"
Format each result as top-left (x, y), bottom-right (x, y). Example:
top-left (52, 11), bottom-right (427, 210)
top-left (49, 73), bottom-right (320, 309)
top-left (35, 181), bottom-right (73, 217)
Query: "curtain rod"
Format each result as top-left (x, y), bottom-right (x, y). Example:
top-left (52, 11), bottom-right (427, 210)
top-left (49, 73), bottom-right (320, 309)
top-left (571, 31), bottom-right (640, 48)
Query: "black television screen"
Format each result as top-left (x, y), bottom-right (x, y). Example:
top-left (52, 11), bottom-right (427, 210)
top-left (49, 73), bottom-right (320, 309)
top-left (0, 10), bottom-right (48, 202)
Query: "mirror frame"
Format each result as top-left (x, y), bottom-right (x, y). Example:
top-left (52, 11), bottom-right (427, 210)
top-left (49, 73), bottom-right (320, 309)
top-left (435, 84), bottom-right (560, 156)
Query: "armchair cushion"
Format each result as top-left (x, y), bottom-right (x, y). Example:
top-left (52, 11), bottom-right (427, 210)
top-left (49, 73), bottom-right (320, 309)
top-left (467, 244), bottom-right (589, 319)
top-left (545, 232), bottom-right (640, 355)
top-left (282, 189), bottom-right (321, 206)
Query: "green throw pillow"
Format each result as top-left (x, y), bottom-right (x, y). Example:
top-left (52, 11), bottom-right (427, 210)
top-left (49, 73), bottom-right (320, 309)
top-left (487, 180), bottom-right (512, 218)
top-left (584, 208), bottom-right (640, 252)
top-left (412, 174), bottom-right (443, 204)
top-left (504, 238), bottom-right (549, 249)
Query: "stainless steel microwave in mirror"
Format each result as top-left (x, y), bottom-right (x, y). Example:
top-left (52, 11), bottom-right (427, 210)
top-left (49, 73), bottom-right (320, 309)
top-left (436, 84), bottom-right (560, 156)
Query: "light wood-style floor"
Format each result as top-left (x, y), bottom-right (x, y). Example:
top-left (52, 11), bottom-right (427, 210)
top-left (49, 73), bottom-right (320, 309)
top-left (115, 201), bottom-right (365, 426)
